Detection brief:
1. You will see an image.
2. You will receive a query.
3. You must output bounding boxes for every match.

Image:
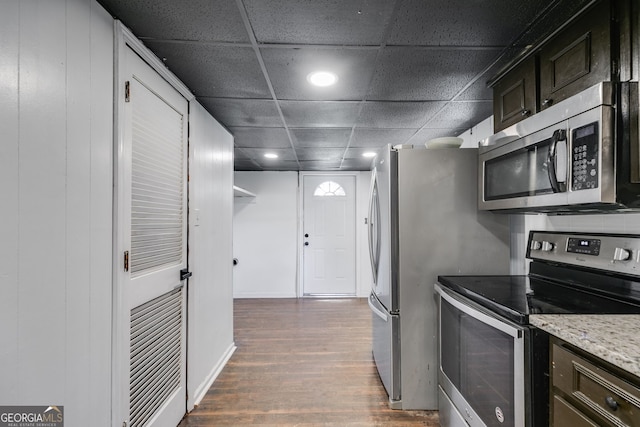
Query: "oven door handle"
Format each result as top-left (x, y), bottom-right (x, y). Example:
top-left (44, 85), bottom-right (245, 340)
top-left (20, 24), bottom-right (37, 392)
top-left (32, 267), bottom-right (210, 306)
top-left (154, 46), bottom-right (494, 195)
top-left (547, 129), bottom-right (567, 193)
top-left (435, 284), bottom-right (523, 339)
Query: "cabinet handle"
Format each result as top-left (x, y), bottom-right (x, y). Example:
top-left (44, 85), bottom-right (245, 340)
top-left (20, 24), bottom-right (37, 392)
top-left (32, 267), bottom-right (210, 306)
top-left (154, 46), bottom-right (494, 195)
top-left (521, 109), bottom-right (530, 116)
top-left (605, 396), bottom-right (618, 411)
top-left (542, 98), bottom-right (553, 107)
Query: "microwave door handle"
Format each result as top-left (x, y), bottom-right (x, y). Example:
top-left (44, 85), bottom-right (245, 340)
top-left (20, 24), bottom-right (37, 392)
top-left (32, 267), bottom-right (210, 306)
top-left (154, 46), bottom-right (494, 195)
top-left (547, 129), bottom-right (567, 193)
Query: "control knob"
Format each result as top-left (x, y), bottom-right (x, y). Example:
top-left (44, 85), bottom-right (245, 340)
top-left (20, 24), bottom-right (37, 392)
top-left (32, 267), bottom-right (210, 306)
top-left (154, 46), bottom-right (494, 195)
top-left (613, 247), bottom-right (631, 262)
top-left (530, 240), bottom-right (542, 251)
top-left (541, 241), bottom-right (554, 252)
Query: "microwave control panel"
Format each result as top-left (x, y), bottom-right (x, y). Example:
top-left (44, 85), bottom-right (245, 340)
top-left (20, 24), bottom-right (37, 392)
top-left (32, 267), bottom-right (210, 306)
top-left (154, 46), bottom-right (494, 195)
top-left (571, 122), bottom-right (599, 191)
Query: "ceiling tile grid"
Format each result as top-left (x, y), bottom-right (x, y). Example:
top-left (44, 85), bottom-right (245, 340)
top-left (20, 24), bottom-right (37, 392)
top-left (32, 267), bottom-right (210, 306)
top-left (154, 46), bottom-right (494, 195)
top-left (97, 0), bottom-right (595, 171)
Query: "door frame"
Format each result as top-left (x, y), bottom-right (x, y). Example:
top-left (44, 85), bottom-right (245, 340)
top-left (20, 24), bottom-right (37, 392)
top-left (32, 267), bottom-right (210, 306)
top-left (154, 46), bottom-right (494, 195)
top-left (112, 22), bottom-right (194, 427)
top-left (297, 172), bottom-right (359, 298)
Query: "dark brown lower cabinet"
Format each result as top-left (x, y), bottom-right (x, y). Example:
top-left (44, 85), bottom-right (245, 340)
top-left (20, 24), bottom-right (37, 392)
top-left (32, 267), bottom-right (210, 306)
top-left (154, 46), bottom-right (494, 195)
top-left (551, 339), bottom-right (640, 427)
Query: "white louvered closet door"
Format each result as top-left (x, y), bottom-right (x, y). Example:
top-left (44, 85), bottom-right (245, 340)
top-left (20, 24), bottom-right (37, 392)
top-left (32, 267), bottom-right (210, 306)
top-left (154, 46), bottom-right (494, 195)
top-left (121, 48), bottom-right (188, 427)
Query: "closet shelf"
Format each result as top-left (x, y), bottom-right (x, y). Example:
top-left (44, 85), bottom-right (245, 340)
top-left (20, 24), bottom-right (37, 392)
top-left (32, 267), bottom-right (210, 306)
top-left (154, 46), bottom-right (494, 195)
top-left (233, 185), bottom-right (256, 198)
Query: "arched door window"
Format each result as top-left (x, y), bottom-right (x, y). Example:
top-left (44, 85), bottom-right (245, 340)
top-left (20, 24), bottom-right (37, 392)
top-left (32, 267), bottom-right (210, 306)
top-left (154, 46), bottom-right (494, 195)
top-left (313, 181), bottom-right (346, 197)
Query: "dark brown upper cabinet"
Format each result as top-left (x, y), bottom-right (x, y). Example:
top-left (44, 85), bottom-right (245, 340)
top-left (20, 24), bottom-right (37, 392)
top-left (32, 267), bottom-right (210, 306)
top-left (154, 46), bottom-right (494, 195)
top-left (493, 55), bottom-right (537, 131)
top-left (539, 0), bottom-right (612, 111)
top-left (491, 0), bottom-right (623, 133)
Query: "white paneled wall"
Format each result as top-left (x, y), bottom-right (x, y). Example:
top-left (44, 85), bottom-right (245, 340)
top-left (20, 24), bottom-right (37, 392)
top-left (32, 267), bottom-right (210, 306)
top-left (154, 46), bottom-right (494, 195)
top-left (187, 102), bottom-right (235, 408)
top-left (0, 0), bottom-right (113, 423)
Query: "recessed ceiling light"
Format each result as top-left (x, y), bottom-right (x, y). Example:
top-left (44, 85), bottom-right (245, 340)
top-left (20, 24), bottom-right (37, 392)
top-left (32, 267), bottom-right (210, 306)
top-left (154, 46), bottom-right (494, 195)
top-left (362, 152), bottom-right (377, 158)
top-left (264, 153), bottom-right (278, 159)
top-left (307, 71), bottom-right (338, 87)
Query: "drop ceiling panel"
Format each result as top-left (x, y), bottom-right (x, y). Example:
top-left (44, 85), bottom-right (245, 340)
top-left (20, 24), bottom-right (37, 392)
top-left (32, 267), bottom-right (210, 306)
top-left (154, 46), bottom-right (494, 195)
top-left (279, 101), bottom-right (362, 127)
top-left (290, 128), bottom-right (352, 148)
top-left (243, 0), bottom-right (398, 45)
top-left (261, 47), bottom-right (379, 101)
top-left (349, 129), bottom-right (419, 148)
top-left (386, 0), bottom-right (551, 47)
top-left (98, 0), bottom-right (250, 42)
top-left (427, 101), bottom-right (493, 130)
top-left (143, 41), bottom-right (271, 98)
top-left (197, 98), bottom-right (283, 128)
top-left (240, 148), bottom-right (298, 162)
top-left (234, 148), bottom-right (251, 160)
top-left (230, 127), bottom-right (292, 149)
top-left (234, 159), bottom-right (260, 170)
top-left (299, 160), bottom-right (343, 170)
top-left (295, 148), bottom-right (345, 162)
top-left (454, 78), bottom-right (494, 102)
top-left (357, 101), bottom-right (446, 128)
top-left (367, 47), bottom-right (503, 101)
top-left (260, 160), bottom-right (300, 171)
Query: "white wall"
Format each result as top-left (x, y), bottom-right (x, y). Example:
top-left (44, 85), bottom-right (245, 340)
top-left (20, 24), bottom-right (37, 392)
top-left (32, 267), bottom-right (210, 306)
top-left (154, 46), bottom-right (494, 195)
top-left (233, 172), bottom-right (299, 298)
top-left (511, 212), bottom-right (640, 273)
top-left (187, 102), bottom-right (236, 408)
top-left (458, 115), bottom-right (493, 148)
top-left (233, 171), bottom-right (373, 298)
top-left (0, 0), bottom-right (114, 424)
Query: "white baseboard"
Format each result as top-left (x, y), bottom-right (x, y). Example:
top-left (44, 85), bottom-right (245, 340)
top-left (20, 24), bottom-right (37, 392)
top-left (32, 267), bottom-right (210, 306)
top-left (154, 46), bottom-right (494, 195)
top-left (233, 293), bottom-right (297, 298)
top-left (189, 342), bottom-right (237, 410)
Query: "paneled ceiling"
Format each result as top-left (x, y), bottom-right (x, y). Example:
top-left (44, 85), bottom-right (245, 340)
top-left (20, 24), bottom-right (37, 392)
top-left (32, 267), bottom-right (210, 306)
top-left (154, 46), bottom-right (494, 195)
top-left (97, 0), bottom-right (592, 171)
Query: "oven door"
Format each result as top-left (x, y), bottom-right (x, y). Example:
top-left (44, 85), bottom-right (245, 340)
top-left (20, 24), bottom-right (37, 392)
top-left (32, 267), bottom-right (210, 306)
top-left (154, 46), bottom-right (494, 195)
top-left (435, 284), bottom-right (525, 427)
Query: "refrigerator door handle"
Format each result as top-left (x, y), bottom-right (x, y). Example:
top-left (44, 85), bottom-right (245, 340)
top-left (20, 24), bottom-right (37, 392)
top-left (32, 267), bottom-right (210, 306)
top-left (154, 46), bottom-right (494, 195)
top-left (368, 293), bottom-right (388, 322)
top-left (368, 171), bottom-right (380, 286)
top-left (368, 191), bottom-right (376, 284)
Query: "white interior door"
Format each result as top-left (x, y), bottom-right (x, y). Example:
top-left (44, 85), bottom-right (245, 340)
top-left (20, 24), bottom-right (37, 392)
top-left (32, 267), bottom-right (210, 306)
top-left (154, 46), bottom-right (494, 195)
top-left (302, 175), bottom-right (356, 296)
top-left (117, 47), bottom-right (188, 427)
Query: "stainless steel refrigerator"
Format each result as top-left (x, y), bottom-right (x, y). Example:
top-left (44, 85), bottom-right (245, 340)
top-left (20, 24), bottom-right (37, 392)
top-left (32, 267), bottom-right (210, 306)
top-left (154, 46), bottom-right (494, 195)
top-left (367, 145), bottom-right (511, 410)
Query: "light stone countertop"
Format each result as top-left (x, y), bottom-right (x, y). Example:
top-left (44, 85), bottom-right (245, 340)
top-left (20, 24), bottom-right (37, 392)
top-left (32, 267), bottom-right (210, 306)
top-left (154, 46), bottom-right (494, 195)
top-left (530, 314), bottom-right (640, 378)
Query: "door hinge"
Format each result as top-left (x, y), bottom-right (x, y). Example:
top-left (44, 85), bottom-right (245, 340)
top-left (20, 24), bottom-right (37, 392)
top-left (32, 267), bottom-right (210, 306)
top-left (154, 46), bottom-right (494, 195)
top-left (125, 81), bottom-right (130, 102)
top-left (124, 250), bottom-right (129, 272)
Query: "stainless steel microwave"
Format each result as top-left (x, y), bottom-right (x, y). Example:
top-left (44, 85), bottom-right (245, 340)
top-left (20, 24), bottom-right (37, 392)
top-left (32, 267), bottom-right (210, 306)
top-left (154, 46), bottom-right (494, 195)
top-left (478, 82), bottom-right (640, 213)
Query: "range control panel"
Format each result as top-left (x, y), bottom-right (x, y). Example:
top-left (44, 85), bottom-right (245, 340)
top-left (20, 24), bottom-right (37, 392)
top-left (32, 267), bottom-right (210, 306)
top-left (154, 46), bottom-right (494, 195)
top-left (527, 231), bottom-right (640, 276)
top-left (566, 237), bottom-right (601, 256)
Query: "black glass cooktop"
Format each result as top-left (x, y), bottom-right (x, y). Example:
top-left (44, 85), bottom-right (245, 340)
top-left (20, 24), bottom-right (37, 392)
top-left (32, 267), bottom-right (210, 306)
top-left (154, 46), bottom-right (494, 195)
top-left (438, 263), bottom-right (640, 325)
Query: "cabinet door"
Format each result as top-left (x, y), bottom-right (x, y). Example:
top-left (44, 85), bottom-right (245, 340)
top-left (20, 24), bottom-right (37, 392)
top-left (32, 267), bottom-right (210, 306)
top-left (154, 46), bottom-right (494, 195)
top-left (493, 55), bottom-right (537, 132)
top-left (539, 0), bottom-right (611, 110)
top-left (552, 343), bottom-right (640, 427)
top-left (553, 395), bottom-right (598, 427)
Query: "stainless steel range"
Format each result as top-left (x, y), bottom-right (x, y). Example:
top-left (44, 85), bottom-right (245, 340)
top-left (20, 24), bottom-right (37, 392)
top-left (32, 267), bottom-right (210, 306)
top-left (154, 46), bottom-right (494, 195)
top-left (435, 230), bottom-right (640, 427)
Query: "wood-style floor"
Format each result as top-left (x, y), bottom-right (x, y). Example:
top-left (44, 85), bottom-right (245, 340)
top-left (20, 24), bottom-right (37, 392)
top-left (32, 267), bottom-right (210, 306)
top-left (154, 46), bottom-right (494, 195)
top-left (179, 298), bottom-right (439, 426)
